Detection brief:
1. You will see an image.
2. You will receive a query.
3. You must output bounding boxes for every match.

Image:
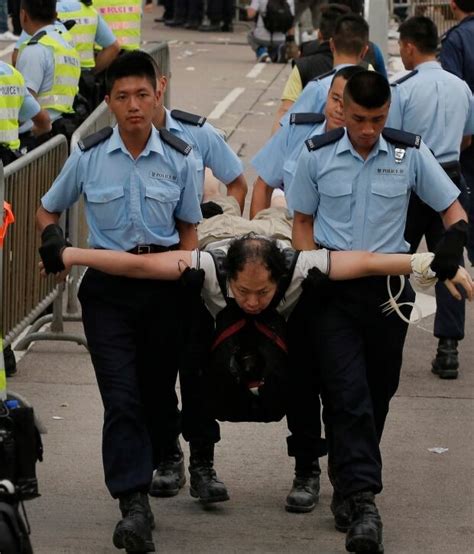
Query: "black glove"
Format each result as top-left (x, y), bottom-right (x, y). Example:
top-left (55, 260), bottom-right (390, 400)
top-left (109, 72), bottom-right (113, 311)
top-left (430, 220), bottom-right (468, 281)
top-left (38, 224), bottom-right (68, 274)
top-left (200, 201), bottom-right (224, 219)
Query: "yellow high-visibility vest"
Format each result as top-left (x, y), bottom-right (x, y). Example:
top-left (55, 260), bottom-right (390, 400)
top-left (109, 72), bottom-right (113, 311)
top-left (20, 31), bottom-right (81, 114)
top-left (57, 3), bottom-right (99, 69)
top-left (93, 0), bottom-right (141, 51)
top-left (0, 64), bottom-right (24, 150)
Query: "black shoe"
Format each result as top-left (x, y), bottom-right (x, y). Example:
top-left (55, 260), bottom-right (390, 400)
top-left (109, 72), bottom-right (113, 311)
top-left (198, 22), bottom-right (221, 32)
top-left (189, 443), bottom-right (229, 504)
top-left (113, 492), bottom-right (155, 552)
top-left (184, 19), bottom-right (201, 29)
top-left (331, 490), bottom-right (351, 532)
top-left (345, 491), bottom-right (383, 553)
top-left (221, 22), bottom-right (234, 32)
top-left (165, 19), bottom-right (185, 27)
top-left (149, 439), bottom-right (186, 497)
top-left (431, 338), bottom-right (459, 379)
top-left (285, 460), bottom-right (320, 513)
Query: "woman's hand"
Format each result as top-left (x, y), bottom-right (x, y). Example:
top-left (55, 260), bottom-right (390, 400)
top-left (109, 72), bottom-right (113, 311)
top-left (443, 266), bottom-right (473, 301)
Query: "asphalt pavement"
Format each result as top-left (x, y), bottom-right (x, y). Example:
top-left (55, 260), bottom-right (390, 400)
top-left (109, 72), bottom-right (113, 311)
top-left (2, 8), bottom-right (473, 553)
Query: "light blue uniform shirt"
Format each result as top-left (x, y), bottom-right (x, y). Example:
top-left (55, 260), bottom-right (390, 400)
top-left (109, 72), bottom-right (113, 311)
top-left (287, 129), bottom-right (460, 253)
top-left (165, 109), bottom-right (243, 201)
top-left (281, 64), bottom-right (353, 126)
top-left (387, 61), bottom-right (473, 163)
top-left (0, 62), bottom-right (41, 124)
top-left (42, 126), bottom-right (202, 250)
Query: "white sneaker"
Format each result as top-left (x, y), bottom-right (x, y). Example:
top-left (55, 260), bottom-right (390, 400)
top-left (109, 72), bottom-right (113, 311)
top-left (0, 31), bottom-right (19, 41)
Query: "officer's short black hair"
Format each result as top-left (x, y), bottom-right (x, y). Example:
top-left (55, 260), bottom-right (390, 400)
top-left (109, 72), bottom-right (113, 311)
top-left (331, 64), bottom-right (365, 86)
top-left (330, 0), bottom-right (364, 15)
top-left (344, 70), bottom-right (391, 109)
top-left (333, 14), bottom-right (369, 56)
top-left (319, 4), bottom-right (350, 41)
top-left (453, 0), bottom-right (474, 12)
top-left (106, 51), bottom-right (157, 94)
top-left (20, 0), bottom-right (56, 22)
top-left (398, 16), bottom-right (438, 54)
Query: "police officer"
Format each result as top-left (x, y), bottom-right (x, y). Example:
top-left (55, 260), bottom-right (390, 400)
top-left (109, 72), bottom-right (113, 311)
top-left (251, 65), bottom-right (365, 217)
top-left (440, 0), bottom-right (474, 267)
top-left (94, 0), bottom-right (142, 51)
top-left (286, 71), bottom-right (467, 553)
top-left (0, 60), bottom-right (51, 166)
top-left (16, 0), bottom-right (81, 145)
top-left (36, 51), bottom-right (202, 553)
top-left (278, 13), bottom-right (369, 130)
top-left (388, 16), bottom-right (473, 379)
top-left (145, 53), bottom-right (246, 500)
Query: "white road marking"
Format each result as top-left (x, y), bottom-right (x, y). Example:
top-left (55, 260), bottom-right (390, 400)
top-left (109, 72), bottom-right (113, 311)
top-left (0, 43), bottom-right (15, 58)
top-left (246, 63), bottom-right (265, 79)
top-left (208, 87), bottom-right (245, 120)
top-left (412, 292), bottom-right (437, 321)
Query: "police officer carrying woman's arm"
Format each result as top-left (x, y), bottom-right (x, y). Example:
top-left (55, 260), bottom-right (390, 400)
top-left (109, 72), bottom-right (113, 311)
top-left (36, 51), bottom-right (202, 553)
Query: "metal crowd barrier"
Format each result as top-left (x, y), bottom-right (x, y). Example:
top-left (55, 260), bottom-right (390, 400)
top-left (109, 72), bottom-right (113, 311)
top-left (389, 1), bottom-right (457, 34)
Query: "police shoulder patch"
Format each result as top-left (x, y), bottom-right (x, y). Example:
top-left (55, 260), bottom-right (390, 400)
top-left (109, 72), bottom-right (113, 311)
top-left (171, 109), bottom-right (206, 127)
top-left (390, 69), bottom-right (418, 86)
top-left (382, 127), bottom-right (421, 149)
top-left (159, 128), bottom-right (192, 156)
top-left (78, 126), bottom-right (113, 151)
top-left (290, 112), bottom-right (325, 125)
top-left (311, 68), bottom-right (336, 82)
top-left (27, 30), bottom-right (47, 46)
top-left (305, 127), bottom-right (344, 152)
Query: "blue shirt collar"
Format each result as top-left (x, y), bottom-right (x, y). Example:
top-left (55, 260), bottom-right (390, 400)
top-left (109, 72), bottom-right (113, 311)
top-left (106, 125), bottom-right (164, 157)
top-left (415, 60), bottom-right (441, 71)
top-left (336, 128), bottom-right (389, 159)
top-left (165, 108), bottom-right (184, 133)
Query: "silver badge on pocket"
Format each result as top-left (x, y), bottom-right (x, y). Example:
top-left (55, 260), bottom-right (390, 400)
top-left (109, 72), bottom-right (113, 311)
top-left (394, 147), bottom-right (406, 164)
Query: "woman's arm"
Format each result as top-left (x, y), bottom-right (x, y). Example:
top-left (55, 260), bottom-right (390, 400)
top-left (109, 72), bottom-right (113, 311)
top-left (61, 248), bottom-right (193, 280)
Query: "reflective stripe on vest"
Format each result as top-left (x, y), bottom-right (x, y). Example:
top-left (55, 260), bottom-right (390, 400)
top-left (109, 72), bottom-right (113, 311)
top-left (93, 0), bottom-right (141, 51)
top-left (57, 4), bottom-right (98, 69)
top-left (0, 65), bottom-right (24, 150)
top-left (20, 33), bottom-right (80, 114)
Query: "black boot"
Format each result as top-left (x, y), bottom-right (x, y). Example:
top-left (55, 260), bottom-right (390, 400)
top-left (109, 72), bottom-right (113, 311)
top-left (113, 492), bottom-right (155, 552)
top-left (431, 338), bottom-right (459, 379)
top-left (285, 458), bottom-right (320, 513)
top-left (189, 443), bottom-right (229, 504)
top-left (345, 491), bottom-right (383, 553)
top-left (331, 489), bottom-right (351, 532)
top-left (149, 439), bottom-right (186, 497)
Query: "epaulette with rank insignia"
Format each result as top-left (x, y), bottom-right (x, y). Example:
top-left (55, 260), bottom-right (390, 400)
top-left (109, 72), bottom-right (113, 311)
top-left (159, 128), bottom-right (192, 156)
top-left (382, 128), bottom-right (421, 149)
top-left (27, 30), bottom-right (47, 45)
top-left (78, 126), bottom-right (113, 151)
top-left (305, 127), bottom-right (344, 152)
top-left (171, 109), bottom-right (206, 127)
top-left (290, 113), bottom-right (325, 125)
top-left (310, 68), bottom-right (336, 82)
top-left (390, 70), bottom-right (418, 86)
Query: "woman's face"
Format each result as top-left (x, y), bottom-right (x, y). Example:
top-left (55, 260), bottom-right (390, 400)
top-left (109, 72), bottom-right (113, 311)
top-left (229, 262), bottom-right (278, 315)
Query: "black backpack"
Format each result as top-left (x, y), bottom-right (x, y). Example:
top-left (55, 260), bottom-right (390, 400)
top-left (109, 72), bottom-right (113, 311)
top-left (262, 0), bottom-right (294, 35)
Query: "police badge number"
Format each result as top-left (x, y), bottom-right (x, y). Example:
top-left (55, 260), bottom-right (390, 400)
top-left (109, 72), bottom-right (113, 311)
top-left (394, 147), bottom-right (406, 164)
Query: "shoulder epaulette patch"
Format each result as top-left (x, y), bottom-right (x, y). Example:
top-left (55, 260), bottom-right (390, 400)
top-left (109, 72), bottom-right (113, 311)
top-left (290, 113), bottom-right (325, 125)
top-left (61, 19), bottom-right (76, 31)
top-left (171, 109), bottom-right (206, 127)
top-left (305, 127), bottom-right (344, 152)
top-left (390, 69), bottom-right (418, 86)
top-left (159, 128), bottom-right (192, 155)
top-left (78, 126), bottom-right (113, 151)
top-left (27, 30), bottom-right (47, 45)
top-left (311, 68), bottom-right (336, 82)
top-left (382, 128), bottom-right (421, 149)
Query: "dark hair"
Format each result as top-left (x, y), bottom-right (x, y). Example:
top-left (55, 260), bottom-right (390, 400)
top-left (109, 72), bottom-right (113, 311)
top-left (344, 70), bottom-right (391, 108)
top-left (398, 16), bottom-right (438, 53)
top-left (453, 0), bottom-right (474, 12)
top-left (333, 14), bottom-right (369, 56)
top-left (105, 51), bottom-right (157, 94)
top-left (224, 234), bottom-right (287, 284)
top-left (331, 0), bottom-right (364, 15)
top-left (20, 0), bottom-right (56, 22)
top-left (331, 64), bottom-right (365, 85)
top-left (319, 4), bottom-right (350, 40)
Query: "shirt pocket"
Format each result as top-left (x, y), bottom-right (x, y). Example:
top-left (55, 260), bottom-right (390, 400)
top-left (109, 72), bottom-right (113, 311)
top-left (368, 178), bottom-right (408, 224)
top-left (144, 183), bottom-right (181, 227)
top-left (86, 186), bottom-right (125, 230)
top-left (318, 181), bottom-right (352, 223)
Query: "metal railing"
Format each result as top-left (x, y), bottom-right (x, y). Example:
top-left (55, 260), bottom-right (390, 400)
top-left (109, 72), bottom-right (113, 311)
top-left (389, 1), bottom-right (457, 34)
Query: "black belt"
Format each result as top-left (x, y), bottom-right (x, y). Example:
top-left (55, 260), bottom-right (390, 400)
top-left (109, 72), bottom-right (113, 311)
top-left (440, 160), bottom-right (461, 172)
top-left (127, 244), bottom-right (179, 255)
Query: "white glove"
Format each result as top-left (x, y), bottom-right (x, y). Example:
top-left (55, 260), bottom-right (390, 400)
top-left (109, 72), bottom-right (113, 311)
top-left (410, 252), bottom-right (437, 289)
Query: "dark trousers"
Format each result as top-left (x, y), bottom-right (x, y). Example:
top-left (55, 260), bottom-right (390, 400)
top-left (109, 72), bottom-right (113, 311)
top-left (287, 276), bottom-right (414, 498)
top-left (78, 269), bottom-right (183, 498)
top-left (404, 170), bottom-right (469, 341)
top-left (174, 0), bottom-right (204, 22)
top-left (206, 0), bottom-right (234, 24)
top-left (461, 143), bottom-right (474, 264)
